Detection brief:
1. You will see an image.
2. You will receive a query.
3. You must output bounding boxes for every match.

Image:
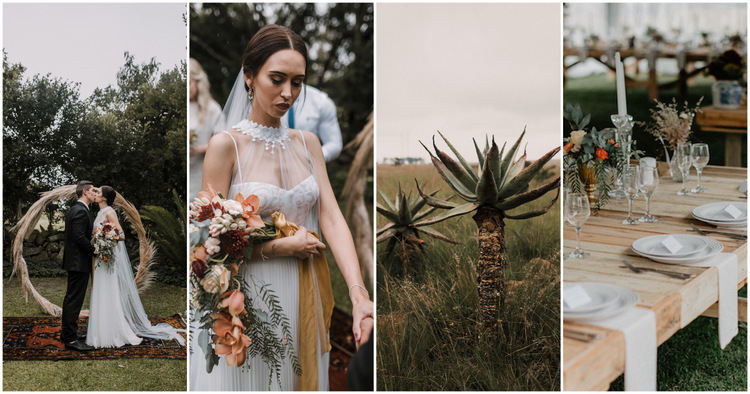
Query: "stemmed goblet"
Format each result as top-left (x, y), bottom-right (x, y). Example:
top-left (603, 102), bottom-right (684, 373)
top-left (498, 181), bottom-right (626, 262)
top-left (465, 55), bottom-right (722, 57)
top-left (637, 165), bottom-right (659, 223)
top-left (690, 143), bottom-right (709, 193)
top-left (676, 142), bottom-right (692, 195)
top-left (565, 192), bottom-right (591, 258)
top-left (622, 164), bottom-right (640, 225)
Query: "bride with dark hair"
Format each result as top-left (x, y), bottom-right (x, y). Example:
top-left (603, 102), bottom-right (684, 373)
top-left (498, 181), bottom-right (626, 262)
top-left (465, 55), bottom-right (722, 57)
top-left (86, 185), bottom-right (184, 348)
top-left (190, 24), bottom-right (374, 391)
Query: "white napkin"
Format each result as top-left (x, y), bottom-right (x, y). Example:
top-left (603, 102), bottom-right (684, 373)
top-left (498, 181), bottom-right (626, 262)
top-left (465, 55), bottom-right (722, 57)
top-left (589, 306), bottom-right (657, 391)
top-left (689, 253), bottom-right (738, 349)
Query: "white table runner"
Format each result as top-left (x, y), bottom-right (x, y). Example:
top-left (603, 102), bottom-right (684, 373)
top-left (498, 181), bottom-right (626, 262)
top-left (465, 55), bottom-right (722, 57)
top-left (589, 306), bottom-right (657, 391)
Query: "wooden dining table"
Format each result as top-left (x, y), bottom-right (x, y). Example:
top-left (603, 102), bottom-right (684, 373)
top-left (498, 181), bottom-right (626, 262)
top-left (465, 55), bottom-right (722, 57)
top-left (562, 165), bottom-right (747, 391)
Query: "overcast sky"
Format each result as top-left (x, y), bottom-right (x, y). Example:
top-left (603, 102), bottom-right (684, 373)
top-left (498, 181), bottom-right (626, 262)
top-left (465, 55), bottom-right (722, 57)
top-left (377, 3), bottom-right (561, 163)
top-left (4, 3), bottom-right (186, 99)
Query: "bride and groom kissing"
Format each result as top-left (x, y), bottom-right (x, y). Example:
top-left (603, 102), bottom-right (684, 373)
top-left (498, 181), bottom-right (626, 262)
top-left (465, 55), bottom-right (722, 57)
top-left (61, 180), bottom-right (184, 352)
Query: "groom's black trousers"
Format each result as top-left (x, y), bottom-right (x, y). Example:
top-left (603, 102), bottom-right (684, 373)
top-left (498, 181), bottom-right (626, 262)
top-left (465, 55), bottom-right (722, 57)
top-left (61, 271), bottom-right (90, 342)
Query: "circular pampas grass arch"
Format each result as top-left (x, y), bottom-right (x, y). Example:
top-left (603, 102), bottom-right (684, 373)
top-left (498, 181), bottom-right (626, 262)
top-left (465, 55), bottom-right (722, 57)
top-left (10, 185), bottom-right (157, 316)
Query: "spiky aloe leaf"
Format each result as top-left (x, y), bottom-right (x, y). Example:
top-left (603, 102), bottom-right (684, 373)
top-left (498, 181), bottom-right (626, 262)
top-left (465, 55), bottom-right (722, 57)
top-left (378, 189), bottom-right (396, 212)
top-left (473, 138), bottom-right (485, 172)
top-left (413, 206), bottom-right (439, 222)
top-left (418, 225), bottom-right (458, 244)
top-left (376, 222), bottom-right (396, 236)
top-left (416, 180), bottom-right (460, 210)
top-left (497, 146), bottom-right (560, 200)
top-left (501, 148), bottom-right (527, 188)
top-left (417, 203), bottom-right (480, 226)
top-left (484, 137), bottom-right (503, 192)
top-left (476, 161), bottom-right (499, 204)
top-left (376, 203), bottom-right (400, 223)
top-left (505, 188), bottom-right (560, 220)
top-left (499, 129), bottom-right (526, 186)
top-left (410, 189), bottom-right (438, 217)
top-left (421, 141), bottom-right (477, 201)
top-left (376, 226), bottom-right (400, 243)
top-left (397, 191), bottom-right (413, 224)
top-left (495, 176), bottom-right (560, 210)
top-left (437, 130), bottom-right (479, 182)
top-left (433, 140), bottom-right (477, 191)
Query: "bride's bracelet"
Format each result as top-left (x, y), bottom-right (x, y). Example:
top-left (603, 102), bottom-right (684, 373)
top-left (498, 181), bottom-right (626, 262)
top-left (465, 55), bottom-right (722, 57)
top-left (348, 283), bottom-right (369, 300)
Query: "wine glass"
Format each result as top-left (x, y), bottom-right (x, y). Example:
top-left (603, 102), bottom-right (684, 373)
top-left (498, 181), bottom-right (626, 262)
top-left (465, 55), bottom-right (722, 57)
top-left (621, 165), bottom-right (640, 225)
top-left (690, 143), bottom-right (709, 193)
top-left (565, 192), bottom-right (590, 258)
top-left (637, 165), bottom-right (659, 223)
top-left (676, 142), bottom-right (692, 195)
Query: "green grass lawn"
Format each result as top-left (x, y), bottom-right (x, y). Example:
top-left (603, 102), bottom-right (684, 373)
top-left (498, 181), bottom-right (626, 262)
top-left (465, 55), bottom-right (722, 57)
top-left (564, 73), bottom-right (746, 167)
top-left (376, 163), bottom-right (560, 391)
top-left (3, 277), bottom-right (187, 391)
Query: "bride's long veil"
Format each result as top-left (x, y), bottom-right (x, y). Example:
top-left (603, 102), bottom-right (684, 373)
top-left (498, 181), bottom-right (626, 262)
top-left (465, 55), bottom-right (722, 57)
top-left (113, 242), bottom-right (185, 345)
top-left (216, 71), bottom-right (252, 132)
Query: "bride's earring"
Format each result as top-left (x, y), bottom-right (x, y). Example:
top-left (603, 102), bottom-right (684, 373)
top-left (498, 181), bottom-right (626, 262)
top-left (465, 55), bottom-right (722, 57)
top-left (247, 85), bottom-right (255, 102)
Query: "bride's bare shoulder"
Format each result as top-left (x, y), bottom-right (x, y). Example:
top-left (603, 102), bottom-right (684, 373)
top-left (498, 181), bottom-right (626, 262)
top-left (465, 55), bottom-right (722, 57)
top-left (206, 129), bottom-right (241, 154)
top-left (291, 128), bottom-right (322, 150)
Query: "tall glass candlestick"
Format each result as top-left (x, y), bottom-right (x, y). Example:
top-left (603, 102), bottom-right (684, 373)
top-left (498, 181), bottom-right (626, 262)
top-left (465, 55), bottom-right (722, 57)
top-left (608, 114), bottom-right (634, 199)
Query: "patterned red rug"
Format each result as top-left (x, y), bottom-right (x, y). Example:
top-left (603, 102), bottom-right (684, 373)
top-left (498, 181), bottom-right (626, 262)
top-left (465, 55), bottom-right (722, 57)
top-left (3, 315), bottom-right (187, 361)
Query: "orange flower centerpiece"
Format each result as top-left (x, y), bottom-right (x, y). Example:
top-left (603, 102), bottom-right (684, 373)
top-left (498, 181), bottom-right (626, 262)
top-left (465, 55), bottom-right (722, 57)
top-left (563, 104), bottom-right (624, 207)
top-left (189, 186), bottom-right (301, 384)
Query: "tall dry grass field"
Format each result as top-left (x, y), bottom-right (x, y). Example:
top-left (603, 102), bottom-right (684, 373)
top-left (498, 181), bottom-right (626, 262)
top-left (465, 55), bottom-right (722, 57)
top-left (376, 163), bottom-right (561, 391)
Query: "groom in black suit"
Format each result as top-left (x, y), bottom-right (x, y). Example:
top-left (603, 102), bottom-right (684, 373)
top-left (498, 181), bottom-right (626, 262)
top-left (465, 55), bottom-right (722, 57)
top-left (61, 180), bottom-right (98, 351)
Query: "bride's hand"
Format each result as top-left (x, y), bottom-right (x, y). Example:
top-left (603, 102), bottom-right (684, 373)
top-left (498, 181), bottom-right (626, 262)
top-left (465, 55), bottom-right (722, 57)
top-left (350, 290), bottom-right (374, 350)
top-left (281, 226), bottom-right (326, 259)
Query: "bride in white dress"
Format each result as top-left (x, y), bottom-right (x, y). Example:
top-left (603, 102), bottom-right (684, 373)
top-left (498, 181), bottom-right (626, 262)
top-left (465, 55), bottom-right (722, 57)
top-left (190, 25), bottom-right (374, 391)
top-left (87, 186), bottom-right (185, 348)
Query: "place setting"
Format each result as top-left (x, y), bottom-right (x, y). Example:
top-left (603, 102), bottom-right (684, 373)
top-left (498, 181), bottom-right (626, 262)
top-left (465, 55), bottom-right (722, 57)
top-left (563, 281), bottom-right (656, 391)
top-left (629, 233), bottom-right (738, 350)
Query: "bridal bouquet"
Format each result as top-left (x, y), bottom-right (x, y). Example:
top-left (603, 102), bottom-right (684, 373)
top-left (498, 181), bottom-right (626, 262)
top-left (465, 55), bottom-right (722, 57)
top-left (91, 221), bottom-right (124, 268)
top-left (189, 186), bottom-right (301, 381)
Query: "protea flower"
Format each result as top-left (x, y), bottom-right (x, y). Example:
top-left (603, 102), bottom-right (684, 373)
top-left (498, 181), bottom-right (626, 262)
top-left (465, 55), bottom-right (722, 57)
top-left (376, 184), bottom-right (457, 275)
top-left (420, 130), bottom-right (560, 330)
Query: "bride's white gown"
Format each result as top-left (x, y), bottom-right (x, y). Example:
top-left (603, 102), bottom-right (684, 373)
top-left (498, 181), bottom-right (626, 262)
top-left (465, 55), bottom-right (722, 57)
top-left (190, 121), bottom-right (329, 391)
top-left (87, 206), bottom-right (185, 348)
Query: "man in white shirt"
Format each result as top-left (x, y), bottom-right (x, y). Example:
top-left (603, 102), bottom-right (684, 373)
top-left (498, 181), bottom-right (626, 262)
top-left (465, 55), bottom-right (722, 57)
top-left (281, 85), bottom-right (343, 163)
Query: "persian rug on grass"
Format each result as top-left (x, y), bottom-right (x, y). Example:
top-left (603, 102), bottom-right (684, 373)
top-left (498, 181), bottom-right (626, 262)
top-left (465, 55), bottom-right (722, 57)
top-left (3, 315), bottom-right (186, 361)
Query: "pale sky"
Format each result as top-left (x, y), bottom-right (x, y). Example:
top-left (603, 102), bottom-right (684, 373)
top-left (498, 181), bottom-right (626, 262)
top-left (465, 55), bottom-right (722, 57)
top-left (4, 3), bottom-right (186, 99)
top-left (377, 3), bottom-right (561, 163)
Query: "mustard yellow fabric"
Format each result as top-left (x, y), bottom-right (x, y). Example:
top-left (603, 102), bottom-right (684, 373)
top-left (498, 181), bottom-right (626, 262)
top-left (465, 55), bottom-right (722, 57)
top-left (272, 213), bottom-right (334, 391)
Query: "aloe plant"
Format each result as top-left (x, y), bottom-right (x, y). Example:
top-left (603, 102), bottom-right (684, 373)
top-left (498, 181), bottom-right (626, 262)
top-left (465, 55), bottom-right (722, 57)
top-left (377, 184), bottom-right (457, 275)
top-left (419, 130), bottom-right (560, 330)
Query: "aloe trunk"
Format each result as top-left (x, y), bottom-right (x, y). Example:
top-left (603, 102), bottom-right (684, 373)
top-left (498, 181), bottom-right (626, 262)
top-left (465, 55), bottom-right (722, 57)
top-left (473, 207), bottom-right (506, 329)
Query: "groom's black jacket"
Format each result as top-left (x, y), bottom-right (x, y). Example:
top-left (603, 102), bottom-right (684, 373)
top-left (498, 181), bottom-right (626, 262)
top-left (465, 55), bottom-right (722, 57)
top-left (62, 202), bottom-right (95, 272)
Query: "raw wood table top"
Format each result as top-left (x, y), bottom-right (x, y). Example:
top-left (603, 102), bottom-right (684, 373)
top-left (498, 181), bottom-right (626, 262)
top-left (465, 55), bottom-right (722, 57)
top-left (563, 165), bottom-right (747, 391)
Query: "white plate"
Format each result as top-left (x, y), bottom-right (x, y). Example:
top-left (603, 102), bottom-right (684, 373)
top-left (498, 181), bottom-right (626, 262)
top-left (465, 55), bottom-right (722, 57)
top-left (691, 215), bottom-right (747, 229)
top-left (631, 234), bottom-right (707, 258)
top-left (563, 283), bottom-right (639, 322)
top-left (692, 202), bottom-right (747, 222)
top-left (563, 282), bottom-right (620, 314)
top-left (632, 237), bottom-right (724, 264)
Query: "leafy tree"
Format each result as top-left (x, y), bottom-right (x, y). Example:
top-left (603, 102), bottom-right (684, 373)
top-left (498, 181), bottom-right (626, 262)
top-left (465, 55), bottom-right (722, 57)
top-left (3, 52), bottom-right (86, 222)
